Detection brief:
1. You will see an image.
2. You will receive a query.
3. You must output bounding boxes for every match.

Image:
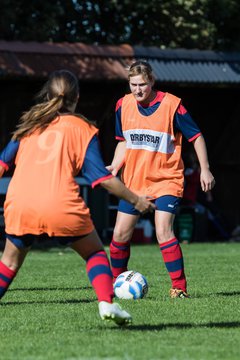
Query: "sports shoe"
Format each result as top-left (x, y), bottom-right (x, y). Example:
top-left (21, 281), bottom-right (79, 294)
top-left (170, 288), bottom-right (190, 298)
top-left (98, 301), bottom-right (132, 326)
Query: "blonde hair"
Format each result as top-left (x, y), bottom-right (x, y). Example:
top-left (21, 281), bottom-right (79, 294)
top-left (128, 60), bottom-right (155, 83)
top-left (12, 70), bottom-right (93, 140)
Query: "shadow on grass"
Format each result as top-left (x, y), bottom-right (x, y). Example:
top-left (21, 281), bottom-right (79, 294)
top-left (182, 291), bottom-right (240, 298)
top-left (215, 291), bottom-right (240, 296)
top-left (112, 321), bottom-right (240, 331)
top-left (8, 286), bottom-right (92, 291)
top-left (0, 298), bottom-right (94, 306)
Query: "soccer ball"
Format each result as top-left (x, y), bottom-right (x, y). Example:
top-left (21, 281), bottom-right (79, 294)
top-left (114, 270), bottom-right (148, 300)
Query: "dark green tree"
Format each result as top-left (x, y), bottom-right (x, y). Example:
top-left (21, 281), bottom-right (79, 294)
top-left (207, 0), bottom-right (240, 50)
top-left (0, 0), bottom-right (240, 50)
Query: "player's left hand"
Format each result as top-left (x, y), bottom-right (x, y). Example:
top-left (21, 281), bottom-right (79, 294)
top-left (106, 165), bottom-right (119, 177)
top-left (200, 169), bottom-right (216, 192)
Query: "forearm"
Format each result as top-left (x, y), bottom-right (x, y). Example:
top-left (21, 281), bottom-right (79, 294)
top-left (110, 141), bottom-right (126, 173)
top-left (100, 176), bottom-right (138, 206)
top-left (192, 135), bottom-right (210, 170)
top-left (100, 172), bottom-right (156, 213)
top-left (192, 135), bottom-right (215, 191)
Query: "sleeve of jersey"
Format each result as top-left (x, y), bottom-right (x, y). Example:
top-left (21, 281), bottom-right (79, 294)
top-left (82, 135), bottom-right (113, 188)
top-left (115, 98), bottom-right (125, 141)
top-left (0, 140), bottom-right (20, 171)
top-left (174, 105), bottom-right (202, 142)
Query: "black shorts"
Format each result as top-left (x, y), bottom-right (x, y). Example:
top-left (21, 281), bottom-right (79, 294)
top-left (6, 233), bottom-right (90, 249)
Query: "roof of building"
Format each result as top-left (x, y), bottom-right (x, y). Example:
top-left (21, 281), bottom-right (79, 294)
top-left (0, 40), bottom-right (240, 85)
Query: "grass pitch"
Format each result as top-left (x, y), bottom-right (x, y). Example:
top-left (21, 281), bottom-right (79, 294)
top-left (0, 242), bottom-right (239, 360)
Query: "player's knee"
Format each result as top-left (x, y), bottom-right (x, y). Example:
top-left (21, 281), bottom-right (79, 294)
top-left (113, 227), bottom-right (133, 243)
top-left (156, 227), bottom-right (174, 243)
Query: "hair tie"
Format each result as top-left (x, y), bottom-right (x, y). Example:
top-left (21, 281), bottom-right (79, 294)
top-left (58, 93), bottom-right (64, 97)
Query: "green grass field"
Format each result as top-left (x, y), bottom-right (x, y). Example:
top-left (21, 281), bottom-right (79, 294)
top-left (0, 242), bottom-right (239, 360)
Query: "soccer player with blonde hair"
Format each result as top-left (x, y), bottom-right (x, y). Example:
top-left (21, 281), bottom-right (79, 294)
top-left (107, 61), bottom-right (215, 298)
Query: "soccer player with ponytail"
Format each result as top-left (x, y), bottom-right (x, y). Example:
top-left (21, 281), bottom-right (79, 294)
top-left (0, 69), bottom-right (155, 325)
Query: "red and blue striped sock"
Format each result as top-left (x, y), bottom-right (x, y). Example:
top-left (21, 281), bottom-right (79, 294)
top-left (86, 250), bottom-right (114, 303)
top-left (160, 237), bottom-right (187, 291)
top-left (0, 261), bottom-right (17, 299)
top-left (110, 238), bottom-right (130, 281)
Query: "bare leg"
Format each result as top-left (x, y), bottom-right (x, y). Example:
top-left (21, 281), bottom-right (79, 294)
top-left (113, 212), bottom-right (139, 243)
top-left (155, 210), bottom-right (175, 244)
top-left (1, 238), bottom-right (30, 271)
top-left (70, 229), bottom-right (103, 260)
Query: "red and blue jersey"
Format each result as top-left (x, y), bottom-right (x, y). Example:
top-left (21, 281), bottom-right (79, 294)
top-left (115, 91), bottom-right (201, 142)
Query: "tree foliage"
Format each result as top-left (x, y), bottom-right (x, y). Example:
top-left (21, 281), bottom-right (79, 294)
top-left (1, 0), bottom-right (240, 50)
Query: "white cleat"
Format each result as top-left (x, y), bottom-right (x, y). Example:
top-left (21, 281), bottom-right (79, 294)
top-left (98, 301), bottom-right (132, 326)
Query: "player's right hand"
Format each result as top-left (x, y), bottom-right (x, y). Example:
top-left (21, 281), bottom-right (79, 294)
top-left (134, 196), bottom-right (156, 214)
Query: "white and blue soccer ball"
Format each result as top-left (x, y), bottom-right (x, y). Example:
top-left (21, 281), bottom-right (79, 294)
top-left (114, 270), bottom-right (148, 300)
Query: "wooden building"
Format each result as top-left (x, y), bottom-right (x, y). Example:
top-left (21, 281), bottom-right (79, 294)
top-left (1, 41), bottom-right (240, 236)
